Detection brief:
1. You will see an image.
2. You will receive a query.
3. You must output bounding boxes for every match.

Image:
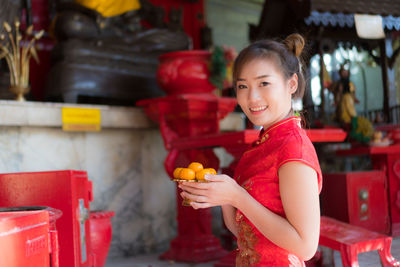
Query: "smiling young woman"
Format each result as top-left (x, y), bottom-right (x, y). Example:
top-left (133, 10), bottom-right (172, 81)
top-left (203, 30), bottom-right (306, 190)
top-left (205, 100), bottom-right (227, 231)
top-left (179, 34), bottom-right (321, 267)
top-left (235, 59), bottom-right (296, 129)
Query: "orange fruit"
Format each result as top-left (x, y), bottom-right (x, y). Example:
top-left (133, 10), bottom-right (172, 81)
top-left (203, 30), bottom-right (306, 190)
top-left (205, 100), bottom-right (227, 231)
top-left (188, 162), bottom-right (204, 172)
top-left (179, 168), bottom-right (196, 180)
top-left (206, 168), bottom-right (217, 175)
top-left (195, 168), bottom-right (217, 180)
top-left (173, 168), bottom-right (183, 179)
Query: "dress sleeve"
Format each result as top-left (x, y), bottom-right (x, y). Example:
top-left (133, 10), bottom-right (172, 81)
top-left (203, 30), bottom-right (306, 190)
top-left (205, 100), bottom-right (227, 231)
top-left (276, 134), bottom-right (323, 193)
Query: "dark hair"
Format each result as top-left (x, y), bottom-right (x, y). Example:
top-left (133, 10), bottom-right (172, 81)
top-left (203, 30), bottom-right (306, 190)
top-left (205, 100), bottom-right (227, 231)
top-left (232, 33), bottom-right (306, 99)
top-left (340, 78), bottom-right (351, 94)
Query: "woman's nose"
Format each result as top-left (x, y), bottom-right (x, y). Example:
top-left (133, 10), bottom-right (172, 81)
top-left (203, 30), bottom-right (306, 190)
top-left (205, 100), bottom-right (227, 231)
top-left (248, 87), bottom-right (261, 101)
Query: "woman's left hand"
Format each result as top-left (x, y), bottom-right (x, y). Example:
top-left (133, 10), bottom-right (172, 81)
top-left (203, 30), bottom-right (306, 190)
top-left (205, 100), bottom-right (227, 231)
top-left (178, 174), bottom-right (244, 209)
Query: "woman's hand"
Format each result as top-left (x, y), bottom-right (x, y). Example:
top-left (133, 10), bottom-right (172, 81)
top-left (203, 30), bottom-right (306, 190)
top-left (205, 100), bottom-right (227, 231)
top-left (178, 174), bottom-right (244, 209)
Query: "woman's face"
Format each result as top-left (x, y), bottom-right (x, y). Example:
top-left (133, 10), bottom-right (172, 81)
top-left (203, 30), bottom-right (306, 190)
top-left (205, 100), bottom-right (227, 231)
top-left (236, 58), bottom-right (297, 129)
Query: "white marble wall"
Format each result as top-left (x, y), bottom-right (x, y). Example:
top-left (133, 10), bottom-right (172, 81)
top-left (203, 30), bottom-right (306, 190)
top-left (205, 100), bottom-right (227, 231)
top-left (0, 125), bottom-right (176, 258)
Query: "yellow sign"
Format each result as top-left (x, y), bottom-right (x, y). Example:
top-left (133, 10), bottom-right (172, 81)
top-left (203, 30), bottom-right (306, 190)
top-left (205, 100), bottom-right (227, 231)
top-left (62, 107), bottom-right (101, 132)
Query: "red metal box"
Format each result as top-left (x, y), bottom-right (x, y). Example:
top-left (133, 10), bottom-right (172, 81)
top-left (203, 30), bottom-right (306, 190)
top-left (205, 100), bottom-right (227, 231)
top-left (0, 210), bottom-right (50, 267)
top-left (0, 170), bottom-right (93, 267)
top-left (321, 170), bottom-right (389, 234)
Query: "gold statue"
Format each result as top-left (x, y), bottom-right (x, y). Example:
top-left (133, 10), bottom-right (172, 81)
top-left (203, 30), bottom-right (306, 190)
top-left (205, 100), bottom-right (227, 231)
top-left (75, 0), bottom-right (141, 17)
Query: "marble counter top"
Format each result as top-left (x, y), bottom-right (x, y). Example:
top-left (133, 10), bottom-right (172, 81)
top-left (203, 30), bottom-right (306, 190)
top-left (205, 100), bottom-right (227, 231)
top-left (0, 100), bottom-right (244, 131)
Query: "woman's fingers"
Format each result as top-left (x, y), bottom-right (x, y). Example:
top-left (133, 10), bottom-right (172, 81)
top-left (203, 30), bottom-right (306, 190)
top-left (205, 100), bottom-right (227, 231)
top-left (179, 174), bottom-right (230, 188)
top-left (180, 191), bottom-right (208, 203)
top-left (190, 201), bottom-right (216, 209)
top-left (177, 174), bottom-right (237, 209)
top-left (179, 186), bottom-right (206, 196)
top-left (179, 181), bottom-right (211, 191)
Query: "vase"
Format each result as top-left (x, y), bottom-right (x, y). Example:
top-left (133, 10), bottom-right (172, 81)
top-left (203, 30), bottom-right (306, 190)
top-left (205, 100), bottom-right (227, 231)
top-left (156, 50), bottom-right (216, 95)
top-left (9, 85), bottom-right (30, 101)
top-left (89, 210), bottom-right (115, 267)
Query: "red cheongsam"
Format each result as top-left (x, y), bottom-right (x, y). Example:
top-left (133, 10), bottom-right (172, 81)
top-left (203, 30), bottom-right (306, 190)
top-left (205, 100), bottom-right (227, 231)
top-left (234, 117), bottom-right (322, 267)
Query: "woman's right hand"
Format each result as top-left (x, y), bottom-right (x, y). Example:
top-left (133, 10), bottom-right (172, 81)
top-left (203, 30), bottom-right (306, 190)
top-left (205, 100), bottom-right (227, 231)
top-left (178, 174), bottom-right (245, 209)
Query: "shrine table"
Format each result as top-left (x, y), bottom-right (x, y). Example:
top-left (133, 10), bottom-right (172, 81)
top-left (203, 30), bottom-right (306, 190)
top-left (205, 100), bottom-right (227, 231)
top-left (337, 144), bottom-right (400, 236)
top-left (319, 216), bottom-right (399, 267)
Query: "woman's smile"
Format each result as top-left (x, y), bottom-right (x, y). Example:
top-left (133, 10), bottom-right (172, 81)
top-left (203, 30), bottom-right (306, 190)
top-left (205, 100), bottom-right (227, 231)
top-left (249, 105), bottom-right (268, 114)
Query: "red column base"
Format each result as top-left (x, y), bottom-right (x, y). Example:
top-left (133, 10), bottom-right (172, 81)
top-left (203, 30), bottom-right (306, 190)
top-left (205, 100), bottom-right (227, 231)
top-left (160, 235), bottom-right (228, 262)
top-left (214, 250), bottom-right (236, 267)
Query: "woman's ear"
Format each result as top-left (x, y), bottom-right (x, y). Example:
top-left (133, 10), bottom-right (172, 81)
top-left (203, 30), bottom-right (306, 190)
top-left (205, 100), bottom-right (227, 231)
top-left (288, 73), bottom-right (298, 95)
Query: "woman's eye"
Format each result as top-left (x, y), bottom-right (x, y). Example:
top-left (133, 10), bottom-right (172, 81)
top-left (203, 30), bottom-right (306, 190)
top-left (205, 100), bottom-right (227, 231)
top-left (260, 81), bottom-right (269, 87)
top-left (237, 84), bottom-right (247, 89)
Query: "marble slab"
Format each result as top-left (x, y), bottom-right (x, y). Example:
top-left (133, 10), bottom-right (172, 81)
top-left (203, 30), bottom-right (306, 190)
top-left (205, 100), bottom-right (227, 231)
top-left (0, 125), bottom-right (176, 257)
top-left (0, 100), bottom-right (243, 131)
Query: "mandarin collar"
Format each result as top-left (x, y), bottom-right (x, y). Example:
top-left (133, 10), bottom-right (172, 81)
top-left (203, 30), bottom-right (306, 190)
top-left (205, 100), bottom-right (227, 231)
top-left (253, 117), bottom-right (301, 146)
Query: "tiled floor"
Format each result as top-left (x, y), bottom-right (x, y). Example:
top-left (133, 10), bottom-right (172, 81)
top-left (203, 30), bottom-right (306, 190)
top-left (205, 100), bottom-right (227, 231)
top-left (106, 237), bottom-right (400, 267)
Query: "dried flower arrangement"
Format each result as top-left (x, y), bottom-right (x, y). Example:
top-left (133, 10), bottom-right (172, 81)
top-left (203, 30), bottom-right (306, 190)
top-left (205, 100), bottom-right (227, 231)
top-left (0, 21), bottom-right (44, 101)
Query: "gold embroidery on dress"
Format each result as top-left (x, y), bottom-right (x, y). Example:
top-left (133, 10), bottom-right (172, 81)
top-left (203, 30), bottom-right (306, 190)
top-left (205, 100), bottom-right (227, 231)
top-left (236, 213), bottom-right (260, 266)
top-left (255, 133), bottom-right (269, 146)
top-left (241, 180), bottom-right (253, 191)
top-left (235, 212), bottom-right (243, 222)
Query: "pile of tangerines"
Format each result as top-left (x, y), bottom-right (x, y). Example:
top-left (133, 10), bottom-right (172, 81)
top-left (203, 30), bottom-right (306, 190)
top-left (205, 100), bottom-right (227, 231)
top-left (173, 162), bottom-right (216, 182)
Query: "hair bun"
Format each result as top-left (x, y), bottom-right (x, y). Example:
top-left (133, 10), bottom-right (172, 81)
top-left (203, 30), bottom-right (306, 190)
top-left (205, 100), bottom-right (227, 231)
top-left (283, 33), bottom-right (305, 57)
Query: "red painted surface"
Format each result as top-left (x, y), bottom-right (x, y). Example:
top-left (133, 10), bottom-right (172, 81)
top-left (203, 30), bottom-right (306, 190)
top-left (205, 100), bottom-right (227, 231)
top-left (320, 216), bottom-right (400, 267)
top-left (50, 229), bottom-right (61, 267)
top-left (137, 94), bottom-right (237, 152)
top-left (213, 250), bottom-right (237, 267)
top-left (157, 50), bottom-right (215, 95)
top-left (391, 129), bottom-right (400, 144)
top-left (321, 171), bottom-right (390, 234)
top-left (89, 211), bottom-right (115, 267)
top-left (305, 128), bottom-right (348, 142)
top-left (148, 0), bottom-right (205, 49)
top-left (0, 210), bottom-right (50, 267)
top-left (0, 170), bottom-right (94, 267)
top-left (29, 38), bottom-right (55, 101)
top-left (338, 144), bottom-right (400, 236)
top-left (21, 0), bottom-right (54, 101)
top-left (25, 0), bottom-right (51, 31)
top-left (0, 206), bottom-right (62, 267)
